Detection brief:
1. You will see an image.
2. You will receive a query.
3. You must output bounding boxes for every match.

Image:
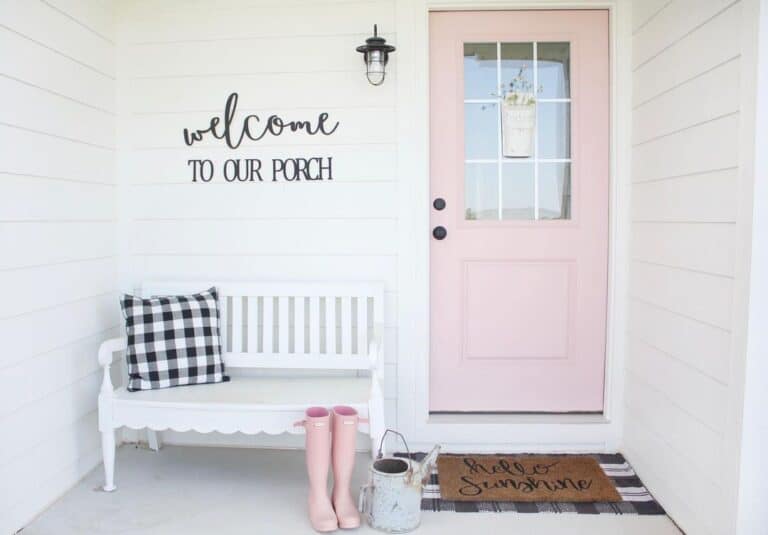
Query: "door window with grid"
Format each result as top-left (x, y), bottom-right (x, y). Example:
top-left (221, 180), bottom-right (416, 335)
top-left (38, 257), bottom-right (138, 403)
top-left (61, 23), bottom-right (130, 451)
top-left (464, 42), bottom-right (571, 220)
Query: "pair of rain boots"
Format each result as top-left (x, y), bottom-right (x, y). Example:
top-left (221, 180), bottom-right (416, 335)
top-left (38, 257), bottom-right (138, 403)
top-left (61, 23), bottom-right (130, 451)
top-left (297, 406), bottom-right (363, 532)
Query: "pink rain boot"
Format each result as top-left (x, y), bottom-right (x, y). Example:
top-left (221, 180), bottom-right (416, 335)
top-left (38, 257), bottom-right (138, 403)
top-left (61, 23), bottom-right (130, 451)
top-left (297, 407), bottom-right (338, 532)
top-left (331, 406), bottom-right (362, 529)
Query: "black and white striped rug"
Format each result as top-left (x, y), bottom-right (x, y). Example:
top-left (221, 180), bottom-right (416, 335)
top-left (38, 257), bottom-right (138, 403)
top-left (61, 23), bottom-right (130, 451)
top-left (396, 453), bottom-right (665, 515)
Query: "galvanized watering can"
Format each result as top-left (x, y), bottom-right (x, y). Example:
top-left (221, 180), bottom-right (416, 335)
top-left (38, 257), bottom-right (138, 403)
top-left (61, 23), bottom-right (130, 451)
top-left (359, 430), bottom-right (440, 533)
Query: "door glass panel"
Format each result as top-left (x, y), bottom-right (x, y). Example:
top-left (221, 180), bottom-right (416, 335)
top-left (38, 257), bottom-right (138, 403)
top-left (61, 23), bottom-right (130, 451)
top-left (538, 163), bottom-right (571, 219)
top-left (502, 163), bottom-right (535, 219)
top-left (463, 41), bottom-right (572, 221)
top-left (464, 43), bottom-right (498, 99)
top-left (500, 43), bottom-right (534, 98)
top-left (465, 163), bottom-right (498, 220)
top-left (537, 43), bottom-right (570, 99)
top-left (464, 103), bottom-right (499, 160)
top-left (537, 103), bottom-right (571, 159)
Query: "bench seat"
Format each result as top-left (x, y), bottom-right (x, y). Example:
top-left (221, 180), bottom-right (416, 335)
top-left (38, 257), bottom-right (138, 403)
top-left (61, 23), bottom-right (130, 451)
top-left (113, 376), bottom-right (372, 408)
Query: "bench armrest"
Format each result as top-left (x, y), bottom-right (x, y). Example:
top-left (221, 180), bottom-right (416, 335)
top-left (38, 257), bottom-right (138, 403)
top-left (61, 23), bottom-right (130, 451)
top-left (98, 337), bottom-right (126, 394)
top-left (368, 323), bottom-right (384, 378)
top-left (99, 337), bottom-right (126, 367)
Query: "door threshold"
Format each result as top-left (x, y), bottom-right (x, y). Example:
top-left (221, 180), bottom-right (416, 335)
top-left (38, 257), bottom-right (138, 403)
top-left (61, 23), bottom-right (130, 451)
top-left (428, 412), bottom-right (609, 425)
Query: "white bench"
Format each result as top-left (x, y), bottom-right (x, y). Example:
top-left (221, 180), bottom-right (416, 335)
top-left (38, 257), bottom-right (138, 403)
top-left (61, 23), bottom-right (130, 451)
top-left (97, 281), bottom-right (386, 491)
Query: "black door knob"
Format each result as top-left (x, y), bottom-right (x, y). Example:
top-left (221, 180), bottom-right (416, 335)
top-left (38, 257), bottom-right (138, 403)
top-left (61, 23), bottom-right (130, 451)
top-left (432, 226), bottom-right (447, 240)
top-left (433, 198), bottom-right (446, 211)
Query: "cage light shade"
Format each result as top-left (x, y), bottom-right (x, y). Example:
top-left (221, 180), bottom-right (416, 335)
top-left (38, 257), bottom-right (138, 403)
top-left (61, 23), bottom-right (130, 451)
top-left (356, 25), bottom-right (395, 86)
top-left (366, 50), bottom-right (386, 85)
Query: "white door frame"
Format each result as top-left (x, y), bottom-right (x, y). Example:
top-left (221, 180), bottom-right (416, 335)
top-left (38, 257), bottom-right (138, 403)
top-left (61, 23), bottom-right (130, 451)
top-left (395, 0), bottom-right (632, 451)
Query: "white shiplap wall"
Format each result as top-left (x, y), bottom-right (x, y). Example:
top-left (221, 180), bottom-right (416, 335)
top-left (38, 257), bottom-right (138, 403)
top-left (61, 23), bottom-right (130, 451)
top-left (114, 0), bottom-right (398, 447)
top-left (0, 0), bottom-right (118, 532)
top-left (625, 1), bottom-right (749, 533)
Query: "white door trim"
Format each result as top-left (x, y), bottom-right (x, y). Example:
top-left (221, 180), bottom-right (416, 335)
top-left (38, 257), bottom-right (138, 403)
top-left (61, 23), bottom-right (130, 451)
top-left (395, 0), bottom-right (632, 451)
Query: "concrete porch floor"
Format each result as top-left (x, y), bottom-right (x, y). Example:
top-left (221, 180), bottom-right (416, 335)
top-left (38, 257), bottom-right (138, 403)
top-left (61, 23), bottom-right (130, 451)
top-left (23, 445), bottom-right (682, 535)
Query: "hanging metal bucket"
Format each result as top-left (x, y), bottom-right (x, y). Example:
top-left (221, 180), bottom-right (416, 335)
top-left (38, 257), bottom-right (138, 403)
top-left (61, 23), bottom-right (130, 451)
top-left (359, 430), bottom-right (440, 533)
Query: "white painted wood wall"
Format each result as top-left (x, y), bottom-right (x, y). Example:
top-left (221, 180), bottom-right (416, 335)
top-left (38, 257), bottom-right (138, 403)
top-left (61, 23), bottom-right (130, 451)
top-left (114, 0), bottom-right (399, 448)
top-left (625, 1), bottom-right (758, 533)
top-left (0, 1), bottom-right (118, 532)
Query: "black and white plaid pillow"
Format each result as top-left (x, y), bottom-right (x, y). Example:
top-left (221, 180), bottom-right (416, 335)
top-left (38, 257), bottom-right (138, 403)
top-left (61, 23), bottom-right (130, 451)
top-left (120, 287), bottom-right (229, 391)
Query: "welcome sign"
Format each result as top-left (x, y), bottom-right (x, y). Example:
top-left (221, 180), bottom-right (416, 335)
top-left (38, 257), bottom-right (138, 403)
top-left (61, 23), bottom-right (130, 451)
top-left (183, 92), bottom-right (338, 183)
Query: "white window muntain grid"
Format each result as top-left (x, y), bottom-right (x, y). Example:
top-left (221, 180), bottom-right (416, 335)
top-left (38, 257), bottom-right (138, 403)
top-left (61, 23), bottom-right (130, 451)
top-left (464, 41), bottom-right (572, 221)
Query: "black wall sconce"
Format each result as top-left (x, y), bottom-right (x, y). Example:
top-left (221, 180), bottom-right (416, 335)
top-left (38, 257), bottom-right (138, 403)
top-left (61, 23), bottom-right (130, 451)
top-left (356, 25), bottom-right (395, 86)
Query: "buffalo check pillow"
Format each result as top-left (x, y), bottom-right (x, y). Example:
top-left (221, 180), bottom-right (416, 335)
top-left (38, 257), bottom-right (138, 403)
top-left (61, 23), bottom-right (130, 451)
top-left (120, 287), bottom-right (229, 391)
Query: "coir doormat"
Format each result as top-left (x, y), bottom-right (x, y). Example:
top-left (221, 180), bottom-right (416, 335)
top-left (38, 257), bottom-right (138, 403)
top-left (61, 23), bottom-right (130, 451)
top-left (395, 452), bottom-right (665, 515)
top-left (437, 454), bottom-right (621, 502)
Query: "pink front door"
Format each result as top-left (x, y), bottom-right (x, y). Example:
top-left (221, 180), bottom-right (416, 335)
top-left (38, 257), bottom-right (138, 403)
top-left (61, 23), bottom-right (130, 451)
top-left (429, 10), bottom-right (610, 412)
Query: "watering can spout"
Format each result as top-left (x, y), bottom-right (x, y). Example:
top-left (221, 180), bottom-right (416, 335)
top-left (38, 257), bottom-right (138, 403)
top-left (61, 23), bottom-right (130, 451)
top-left (416, 445), bottom-right (441, 482)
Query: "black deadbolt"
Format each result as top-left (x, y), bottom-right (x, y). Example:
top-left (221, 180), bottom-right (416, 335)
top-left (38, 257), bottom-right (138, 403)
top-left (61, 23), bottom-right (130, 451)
top-left (432, 226), bottom-right (447, 240)
top-left (433, 198), bottom-right (446, 211)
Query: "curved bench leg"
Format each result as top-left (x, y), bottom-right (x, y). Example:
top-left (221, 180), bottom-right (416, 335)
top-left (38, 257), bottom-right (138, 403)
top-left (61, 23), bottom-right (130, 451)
top-left (102, 429), bottom-right (117, 492)
top-left (147, 430), bottom-right (162, 452)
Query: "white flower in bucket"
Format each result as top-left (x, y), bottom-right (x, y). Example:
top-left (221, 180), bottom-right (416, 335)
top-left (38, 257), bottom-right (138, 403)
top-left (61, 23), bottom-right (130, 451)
top-left (501, 67), bottom-right (540, 158)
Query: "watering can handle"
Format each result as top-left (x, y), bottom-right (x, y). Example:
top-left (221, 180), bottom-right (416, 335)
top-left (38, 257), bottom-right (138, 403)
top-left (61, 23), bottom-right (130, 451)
top-left (376, 429), bottom-right (411, 461)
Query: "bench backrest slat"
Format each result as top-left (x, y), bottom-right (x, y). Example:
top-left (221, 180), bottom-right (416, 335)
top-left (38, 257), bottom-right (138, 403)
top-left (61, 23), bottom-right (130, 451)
top-left (140, 281), bottom-right (384, 371)
top-left (231, 296), bottom-right (243, 353)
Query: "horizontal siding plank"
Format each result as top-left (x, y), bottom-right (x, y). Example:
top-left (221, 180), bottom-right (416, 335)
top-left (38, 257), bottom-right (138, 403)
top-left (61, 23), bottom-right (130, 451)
top-left (1, 428), bottom-right (101, 535)
top-left (623, 429), bottom-right (719, 535)
top-left (0, 257), bottom-right (116, 320)
top-left (632, 0), bottom-right (671, 33)
top-left (0, 293), bottom-right (119, 371)
top-left (633, 2), bottom-right (741, 106)
top-left (125, 107), bottom-right (394, 149)
top-left (122, 70), bottom-right (394, 112)
top-left (630, 261), bottom-right (733, 329)
top-left (130, 219), bottom-right (397, 256)
top-left (0, 125), bottom-right (114, 183)
top-left (632, 113), bottom-right (739, 182)
top-left (0, 410), bottom-right (101, 511)
top-left (627, 340), bottom-right (728, 432)
top-left (633, 0), bottom-right (737, 69)
top-left (628, 300), bottom-right (731, 383)
top-left (0, 370), bottom-right (101, 474)
top-left (0, 0), bottom-right (114, 75)
top-left (0, 329), bottom-right (117, 419)
top-left (121, 144), bottom-right (395, 184)
top-left (123, 34), bottom-right (392, 78)
top-left (0, 366), bottom-right (111, 462)
top-left (0, 28), bottom-right (114, 112)
top-left (633, 58), bottom-right (740, 144)
top-left (133, 254), bottom-right (398, 289)
top-left (0, 76), bottom-right (114, 147)
top-left (0, 222), bottom-right (115, 270)
top-left (631, 168), bottom-right (738, 222)
top-left (117, 0), bottom-right (381, 18)
top-left (120, 1), bottom-right (394, 43)
top-left (631, 222), bottom-right (737, 276)
top-left (624, 380), bottom-right (724, 477)
top-left (43, 0), bottom-right (116, 42)
top-left (0, 174), bottom-right (115, 222)
top-left (128, 182), bottom-right (396, 220)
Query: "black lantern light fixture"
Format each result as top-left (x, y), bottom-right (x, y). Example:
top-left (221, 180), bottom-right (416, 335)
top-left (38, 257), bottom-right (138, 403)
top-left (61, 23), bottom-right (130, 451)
top-left (356, 25), bottom-right (395, 86)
